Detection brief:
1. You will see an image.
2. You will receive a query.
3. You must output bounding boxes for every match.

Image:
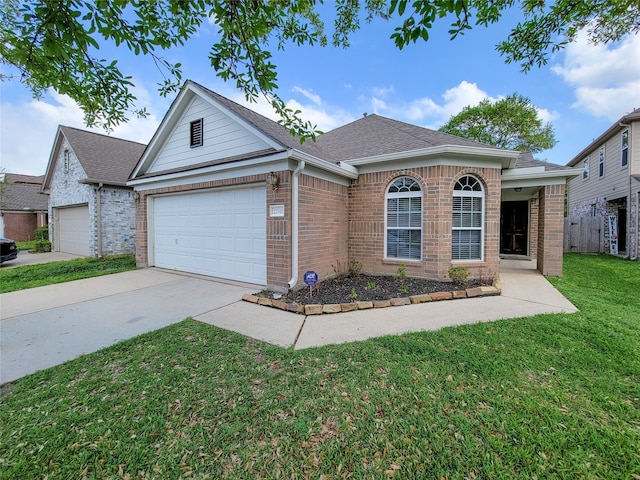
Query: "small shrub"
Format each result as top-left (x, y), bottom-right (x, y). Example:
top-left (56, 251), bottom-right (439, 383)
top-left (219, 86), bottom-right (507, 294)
top-left (399, 285), bottom-right (409, 294)
top-left (331, 260), bottom-right (347, 280)
top-left (448, 266), bottom-right (470, 285)
top-left (349, 288), bottom-right (358, 300)
top-left (34, 226), bottom-right (49, 241)
top-left (366, 281), bottom-right (376, 290)
top-left (396, 263), bottom-right (407, 281)
top-left (347, 259), bottom-right (363, 276)
top-left (33, 239), bottom-right (51, 253)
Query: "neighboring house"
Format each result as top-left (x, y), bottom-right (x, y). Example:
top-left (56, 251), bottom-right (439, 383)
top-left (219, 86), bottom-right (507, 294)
top-left (129, 81), bottom-right (579, 291)
top-left (0, 174), bottom-right (48, 240)
top-left (566, 109), bottom-right (640, 260)
top-left (41, 126), bottom-right (146, 256)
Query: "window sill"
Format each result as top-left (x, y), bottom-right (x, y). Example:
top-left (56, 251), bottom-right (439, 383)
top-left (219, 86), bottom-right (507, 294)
top-left (382, 258), bottom-right (422, 265)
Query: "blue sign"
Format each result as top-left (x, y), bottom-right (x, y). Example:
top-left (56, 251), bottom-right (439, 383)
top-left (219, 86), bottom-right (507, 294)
top-left (304, 271), bottom-right (318, 286)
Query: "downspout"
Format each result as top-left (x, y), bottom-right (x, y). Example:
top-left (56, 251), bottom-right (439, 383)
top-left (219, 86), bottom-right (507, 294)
top-left (95, 183), bottom-right (103, 257)
top-left (288, 160), bottom-right (306, 289)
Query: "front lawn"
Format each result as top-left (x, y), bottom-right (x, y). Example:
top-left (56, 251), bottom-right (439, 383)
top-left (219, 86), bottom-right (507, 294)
top-left (0, 254), bottom-right (638, 478)
top-left (0, 255), bottom-right (137, 293)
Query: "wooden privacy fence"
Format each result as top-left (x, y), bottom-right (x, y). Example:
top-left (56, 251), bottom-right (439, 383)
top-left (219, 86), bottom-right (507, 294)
top-left (563, 216), bottom-right (605, 253)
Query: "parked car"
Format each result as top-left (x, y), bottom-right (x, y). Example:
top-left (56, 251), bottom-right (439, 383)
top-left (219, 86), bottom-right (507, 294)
top-left (0, 237), bottom-right (19, 264)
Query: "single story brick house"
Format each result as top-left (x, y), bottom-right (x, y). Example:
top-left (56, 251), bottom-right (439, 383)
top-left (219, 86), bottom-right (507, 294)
top-left (129, 81), bottom-right (580, 291)
top-left (0, 174), bottom-right (48, 240)
top-left (42, 126), bottom-right (146, 256)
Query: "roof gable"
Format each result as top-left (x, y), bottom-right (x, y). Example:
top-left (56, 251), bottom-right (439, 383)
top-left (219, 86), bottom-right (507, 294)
top-left (43, 126), bottom-right (146, 189)
top-left (567, 108), bottom-right (640, 167)
top-left (131, 81), bottom-right (334, 179)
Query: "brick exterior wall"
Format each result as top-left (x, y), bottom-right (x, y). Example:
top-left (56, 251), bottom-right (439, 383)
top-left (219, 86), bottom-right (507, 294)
top-left (48, 139), bottom-right (136, 256)
top-left (537, 184), bottom-right (565, 276)
top-left (133, 165), bottom-right (567, 289)
top-left (298, 174), bottom-right (349, 283)
top-left (528, 198), bottom-right (539, 258)
top-left (99, 187), bottom-right (136, 255)
top-left (1, 212), bottom-right (38, 241)
top-left (134, 172), bottom-right (292, 287)
top-left (348, 166), bottom-right (502, 281)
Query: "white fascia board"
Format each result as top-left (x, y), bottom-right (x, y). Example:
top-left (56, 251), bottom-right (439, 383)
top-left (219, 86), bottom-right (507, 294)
top-left (128, 152), bottom-right (290, 191)
top-left (500, 168), bottom-right (582, 189)
top-left (502, 166), bottom-right (545, 177)
top-left (288, 150), bottom-right (359, 180)
top-left (343, 145), bottom-right (519, 170)
top-left (128, 148), bottom-right (358, 191)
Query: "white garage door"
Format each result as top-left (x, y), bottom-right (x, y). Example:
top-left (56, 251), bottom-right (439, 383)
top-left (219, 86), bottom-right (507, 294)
top-left (57, 205), bottom-right (90, 255)
top-left (152, 186), bottom-right (266, 284)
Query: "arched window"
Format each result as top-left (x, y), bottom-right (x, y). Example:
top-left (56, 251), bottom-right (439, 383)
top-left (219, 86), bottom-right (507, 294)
top-left (386, 177), bottom-right (422, 260)
top-left (452, 175), bottom-right (484, 261)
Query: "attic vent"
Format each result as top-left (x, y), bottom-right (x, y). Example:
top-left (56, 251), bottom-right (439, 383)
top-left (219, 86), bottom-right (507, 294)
top-left (190, 118), bottom-right (203, 148)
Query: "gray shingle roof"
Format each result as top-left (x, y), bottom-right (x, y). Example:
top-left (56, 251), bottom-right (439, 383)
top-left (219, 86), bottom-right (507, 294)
top-left (60, 126), bottom-right (147, 184)
top-left (515, 151), bottom-right (571, 171)
top-left (316, 114), bottom-right (494, 162)
top-left (4, 174), bottom-right (45, 185)
top-left (1, 182), bottom-right (48, 211)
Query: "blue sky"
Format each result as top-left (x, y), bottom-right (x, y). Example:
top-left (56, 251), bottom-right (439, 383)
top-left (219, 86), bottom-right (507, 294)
top-left (1, 7), bottom-right (639, 176)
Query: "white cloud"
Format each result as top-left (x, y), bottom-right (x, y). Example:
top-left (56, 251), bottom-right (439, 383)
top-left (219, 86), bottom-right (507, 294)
top-left (551, 32), bottom-right (640, 120)
top-left (292, 86), bottom-right (322, 106)
top-left (0, 86), bottom-right (160, 176)
top-left (226, 86), bottom-right (354, 132)
top-left (536, 107), bottom-right (559, 123)
top-left (362, 80), bottom-right (498, 127)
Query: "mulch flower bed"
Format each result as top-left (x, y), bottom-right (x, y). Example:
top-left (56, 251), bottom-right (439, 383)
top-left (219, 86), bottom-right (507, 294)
top-left (243, 274), bottom-right (500, 315)
top-left (281, 274), bottom-right (482, 305)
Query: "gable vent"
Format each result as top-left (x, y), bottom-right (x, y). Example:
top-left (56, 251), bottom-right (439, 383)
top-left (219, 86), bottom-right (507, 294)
top-left (190, 118), bottom-right (203, 147)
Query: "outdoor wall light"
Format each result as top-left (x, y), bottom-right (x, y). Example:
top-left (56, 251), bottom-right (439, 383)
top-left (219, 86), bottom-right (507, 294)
top-left (514, 187), bottom-right (522, 192)
top-left (267, 172), bottom-right (280, 191)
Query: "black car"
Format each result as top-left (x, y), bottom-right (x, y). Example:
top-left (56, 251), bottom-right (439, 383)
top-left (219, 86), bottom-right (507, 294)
top-left (0, 237), bottom-right (19, 264)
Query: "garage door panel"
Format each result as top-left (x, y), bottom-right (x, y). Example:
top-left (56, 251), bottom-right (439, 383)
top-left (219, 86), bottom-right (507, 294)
top-left (57, 206), bottom-right (90, 256)
top-left (153, 187), bottom-right (266, 284)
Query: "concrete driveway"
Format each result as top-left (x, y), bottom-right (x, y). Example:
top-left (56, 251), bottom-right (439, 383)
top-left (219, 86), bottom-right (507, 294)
top-left (1, 250), bottom-right (83, 268)
top-left (1, 260), bottom-right (577, 385)
top-left (0, 269), bottom-right (267, 384)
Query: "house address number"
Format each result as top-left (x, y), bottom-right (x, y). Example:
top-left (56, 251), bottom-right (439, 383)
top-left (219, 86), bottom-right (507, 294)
top-left (270, 205), bottom-right (285, 217)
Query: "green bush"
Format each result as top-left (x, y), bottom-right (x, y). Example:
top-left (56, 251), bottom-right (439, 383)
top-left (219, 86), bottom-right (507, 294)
top-left (34, 226), bottom-right (49, 241)
top-left (33, 239), bottom-right (52, 252)
top-left (448, 265), bottom-right (470, 285)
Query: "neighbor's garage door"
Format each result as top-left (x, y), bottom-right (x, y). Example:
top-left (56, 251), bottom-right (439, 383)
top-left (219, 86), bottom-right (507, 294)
top-left (57, 205), bottom-right (90, 255)
top-left (152, 186), bottom-right (266, 284)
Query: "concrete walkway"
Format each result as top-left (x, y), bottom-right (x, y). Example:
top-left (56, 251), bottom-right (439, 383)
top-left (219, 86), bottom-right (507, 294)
top-left (0, 260), bottom-right (577, 384)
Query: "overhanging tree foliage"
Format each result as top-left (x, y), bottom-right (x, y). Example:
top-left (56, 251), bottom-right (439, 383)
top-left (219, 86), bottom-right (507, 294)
top-left (438, 94), bottom-right (557, 153)
top-left (1, 0), bottom-right (637, 139)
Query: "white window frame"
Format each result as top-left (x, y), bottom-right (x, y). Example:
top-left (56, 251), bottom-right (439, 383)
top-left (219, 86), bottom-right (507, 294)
top-left (583, 157), bottom-right (590, 180)
top-left (385, 177), bottom-right (423, 261)
top-left (598, 146), bottom-right (605, 178)
top-left (452, 175), bottom-right (484, 262)
top-left (621, 129), bottom-right (629, 168)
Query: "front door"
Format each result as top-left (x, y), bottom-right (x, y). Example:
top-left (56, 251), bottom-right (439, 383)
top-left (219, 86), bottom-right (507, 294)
top-left (501, 201), bottom-right (529, 255)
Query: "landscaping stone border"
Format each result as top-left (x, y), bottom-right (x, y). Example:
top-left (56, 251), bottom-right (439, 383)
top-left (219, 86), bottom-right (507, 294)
top-left (242, 283), bottom-right (501, 315)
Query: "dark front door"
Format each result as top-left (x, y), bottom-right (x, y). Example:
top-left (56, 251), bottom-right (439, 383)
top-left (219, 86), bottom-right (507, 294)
top-left (619, 208), bottom-right (627, 252)
top-left (501, 201), bottom-right (529, 255)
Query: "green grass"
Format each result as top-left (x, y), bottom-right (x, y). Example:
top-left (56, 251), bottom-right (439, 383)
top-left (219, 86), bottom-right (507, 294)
top-left (1, 254), bottom-right (638, 478)
top-left (0, 255), bottom-right (137, 293)
top-left (15, 240), bottom-right (37, 251)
